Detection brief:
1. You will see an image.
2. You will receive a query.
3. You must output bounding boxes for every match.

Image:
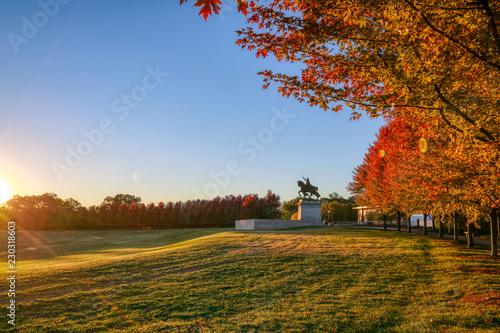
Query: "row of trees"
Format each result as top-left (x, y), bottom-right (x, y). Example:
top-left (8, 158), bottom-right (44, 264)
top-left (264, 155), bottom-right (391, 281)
top-left (185, 0), bottom-right (499, 257)
top-left (347, 116), bottom-right (500, 256)
top-left (0, 191), bottom-right (281, 230)
top-left (0, 191), bottom-right (360, 230)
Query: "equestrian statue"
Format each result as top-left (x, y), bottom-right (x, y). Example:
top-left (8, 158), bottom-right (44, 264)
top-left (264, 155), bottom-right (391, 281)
top-left (297, 176), bottom-right (320, 199)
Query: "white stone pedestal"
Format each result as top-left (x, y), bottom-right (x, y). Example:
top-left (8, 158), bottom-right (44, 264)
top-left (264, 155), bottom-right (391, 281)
top-left (298, 199), bottom-right (322, 222)
top-left (234, 199), bottom-right (325, 230)
top-left (235, 219), bottom-right (324, 230)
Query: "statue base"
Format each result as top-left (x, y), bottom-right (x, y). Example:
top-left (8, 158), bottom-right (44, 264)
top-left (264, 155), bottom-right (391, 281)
top-left (298, 199), bottom-right (322, 222)
top-left (235, 219), bottom-right (324, 230)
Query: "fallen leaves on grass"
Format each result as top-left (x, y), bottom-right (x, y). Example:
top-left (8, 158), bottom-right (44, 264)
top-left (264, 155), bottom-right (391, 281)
top-left (460, 292), bottom-right (500, 307)
top-left (459, 266), bottom-right (500, 275)
top-left (458, 255), bottom-right (500, 261)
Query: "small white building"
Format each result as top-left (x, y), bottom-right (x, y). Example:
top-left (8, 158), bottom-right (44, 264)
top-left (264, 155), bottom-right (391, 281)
top-left (353, 206), bottom-right (377, 223)
top-left (407, 214), bottom-right (433, 227)
top-left (352, 207), bottom-right (433, 226)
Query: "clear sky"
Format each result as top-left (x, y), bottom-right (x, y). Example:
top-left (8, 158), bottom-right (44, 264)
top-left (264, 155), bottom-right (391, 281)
top-left (0, 0), bottom-right (384, 206)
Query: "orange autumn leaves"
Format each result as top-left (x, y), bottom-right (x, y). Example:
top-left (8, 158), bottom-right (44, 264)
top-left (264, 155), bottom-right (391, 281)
top-left (348, 116), bottom-right (450, 217)
top-left (349, 112), bottom-right (500, 228)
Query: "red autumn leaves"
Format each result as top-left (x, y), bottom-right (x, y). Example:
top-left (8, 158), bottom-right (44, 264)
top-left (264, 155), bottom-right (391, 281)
top-left (180, 0), bottom-right (249, 20)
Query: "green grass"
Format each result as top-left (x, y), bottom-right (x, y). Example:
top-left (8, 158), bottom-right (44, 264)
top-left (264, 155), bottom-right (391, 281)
top-left (1, 227), bottom-right (499, 332)
top-left (1, 229), bottom-right (225, 266)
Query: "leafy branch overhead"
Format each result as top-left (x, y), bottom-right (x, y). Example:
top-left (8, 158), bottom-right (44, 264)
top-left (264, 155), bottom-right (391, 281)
top-left (180, 0), bottom-right (249, 20)
top-left (234, 1), bottom-right (499, 142)
top-left (183, 1), bottom-right (499, 143)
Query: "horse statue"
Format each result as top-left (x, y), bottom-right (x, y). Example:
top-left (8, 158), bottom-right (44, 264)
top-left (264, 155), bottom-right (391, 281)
top-left (297, 176), bottom-right (320, 199)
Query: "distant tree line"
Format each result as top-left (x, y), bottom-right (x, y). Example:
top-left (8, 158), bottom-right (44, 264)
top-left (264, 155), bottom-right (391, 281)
top-left (0, 191), bottom-right (281, 230)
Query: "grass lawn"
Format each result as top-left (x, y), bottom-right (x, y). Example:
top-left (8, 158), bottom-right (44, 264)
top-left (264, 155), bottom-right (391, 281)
top-left (1, 227), bottom-right (499, 332)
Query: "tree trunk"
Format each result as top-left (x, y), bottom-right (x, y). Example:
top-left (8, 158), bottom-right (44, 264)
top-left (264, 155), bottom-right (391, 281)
top-left (467, 222), bottom-right (474, 248)
top-left (448, 217), bottom-right (451, 234)
top-left (407, 214), bottom-right (412, 233)
top-left (490, 209), bottom-right (498, 257)
top-left (423, 213), bottom-right (428, 236)
top-left (432, 214), bottom-right (436, 230)
top-left (397, 211), bottom-right (401, 231)
top-left (438, 216), bottom-right (444, 238)
top-left (453, 212), bottom-right (458, 241)
top-left (383, 214), bottom-right (387, 230)
top-left (497, 214), bottom-right (499, 238)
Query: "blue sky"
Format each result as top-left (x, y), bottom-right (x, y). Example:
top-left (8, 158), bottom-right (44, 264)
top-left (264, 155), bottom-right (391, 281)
top-left (0, 0), bottom-right (385, 206)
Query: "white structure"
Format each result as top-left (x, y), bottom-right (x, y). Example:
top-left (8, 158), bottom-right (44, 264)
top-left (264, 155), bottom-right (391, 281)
top-left (353, 206), bottom-right (377, 222)
top-left (235, 219), bottom-right (324, 230)
top-left (297, 199), bottom-right (322, 222)
top-left (408, 214), bottom-right (433, 227)
top-left (352, 206), bottom-right (434, 226)
top-left (235, 199), bottom-right (324, 230)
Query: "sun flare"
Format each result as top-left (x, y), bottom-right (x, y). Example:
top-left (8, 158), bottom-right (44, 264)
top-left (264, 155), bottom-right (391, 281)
top-left (0, 178), bottom-right (12, 203)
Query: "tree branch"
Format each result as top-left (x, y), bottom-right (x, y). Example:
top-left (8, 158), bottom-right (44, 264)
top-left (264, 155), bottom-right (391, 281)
top-left (433, 84), bottom-right (496, 141)
top-left (404, 0), bottom-right (500, 70)
top-left (415, 1), bottom-right (483, 11)
top-left (477, 179), bottom-right (499, 207)
top-left (478, 0), bottom-right (500, 54)
top-left (439, 107), bottom-right (466, 134)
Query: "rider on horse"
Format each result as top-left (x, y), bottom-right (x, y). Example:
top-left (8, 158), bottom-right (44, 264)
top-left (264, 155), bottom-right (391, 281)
top-left (298, 176), bottom-right (320, 199)
top-left (303, 176), bottom-right (311, 188)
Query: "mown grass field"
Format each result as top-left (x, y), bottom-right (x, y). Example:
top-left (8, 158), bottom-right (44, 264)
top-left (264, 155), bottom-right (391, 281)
top-left (1, 227), bottom-right (499, 332)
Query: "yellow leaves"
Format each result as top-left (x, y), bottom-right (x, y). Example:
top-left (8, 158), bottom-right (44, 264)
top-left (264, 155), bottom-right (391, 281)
top-left (398, 28), bottom-right (410, 37)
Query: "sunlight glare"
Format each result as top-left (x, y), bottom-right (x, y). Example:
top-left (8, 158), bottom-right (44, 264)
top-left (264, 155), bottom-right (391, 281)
top-left (419, 137), bottom-right (429, 153)
top-left (0, 178), bottom-right (12, 203)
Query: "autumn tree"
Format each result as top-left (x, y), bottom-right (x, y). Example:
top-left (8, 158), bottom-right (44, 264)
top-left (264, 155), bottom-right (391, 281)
top-left (320, 193), bottom-right (357, 222)
top-left (102, 194), bottom-right (142, 206)
top-left (347, 120), bottom-right (416, 230)
top-left (0, 203), bottom-right (11, 230)
top-left (280, 197), bottom-right (301, 220)
top-left (403, 113), bottom-right (499, 255)
top-left (232, 1), bottom-right (499, 140)
top-left (4, 194), bottom-right (81, 230)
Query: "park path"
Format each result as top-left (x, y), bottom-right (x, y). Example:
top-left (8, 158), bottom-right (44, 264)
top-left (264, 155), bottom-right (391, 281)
top-left (357, 225), bottom-right (492, 249)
